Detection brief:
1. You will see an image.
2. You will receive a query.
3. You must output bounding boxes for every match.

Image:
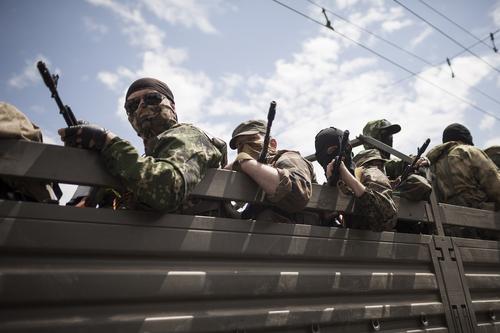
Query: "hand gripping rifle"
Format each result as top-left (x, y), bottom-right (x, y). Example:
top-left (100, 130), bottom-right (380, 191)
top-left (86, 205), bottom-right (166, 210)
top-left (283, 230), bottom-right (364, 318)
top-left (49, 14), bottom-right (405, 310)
top-left (37, 61), bottom-right (78, 127)
top-left (257, 101), bottom-right (277, 164)
top-left (399, 138), bottom-right (431, 182)
top-left (327, 130), bottom-right (350, 186)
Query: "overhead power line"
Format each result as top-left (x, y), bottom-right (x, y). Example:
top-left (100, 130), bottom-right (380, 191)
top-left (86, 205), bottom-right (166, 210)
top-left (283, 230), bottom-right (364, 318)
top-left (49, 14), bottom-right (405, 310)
top-left (417, 0), bottom-right (493, 50)
top-left (306, 0), bottom-right (432, 65)
top-left (394, 0), bottom-right (500, 74)
top-left (270, 0), bottom-right (500, 121)
top-left (306, 0), bottom-right (500, 108)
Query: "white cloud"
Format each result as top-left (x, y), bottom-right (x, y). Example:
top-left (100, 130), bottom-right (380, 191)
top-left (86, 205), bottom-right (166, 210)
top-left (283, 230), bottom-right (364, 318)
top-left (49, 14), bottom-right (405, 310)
top-left (97, 72), bottom-right (120, 91)
top-left (86, 0), bottom-right (165, 50)
top-left (410, 26), bottom-right (433, 48)
top-left (480, 115), bottom-right (496, 130)
top-left (335, 0), bottom-right (360, 10)
top-left (97, 67), bottom-right (134, 92)
top-left (90, 0), bottom-right (497, 178)
top-left (141, 0), bottom-right (221, 34)
top-left (382, 19), bottom-right (412, 32)
top-left (82, 16), bottom-right (108, 35)
top-left (339, 57), bottom-right (376, 74)
top-left (492, 3), bottom-right (500, 25)
top-left (485, 136), bottom-right (500, 147)
top-left (8, 55), bottom-right (50, 89)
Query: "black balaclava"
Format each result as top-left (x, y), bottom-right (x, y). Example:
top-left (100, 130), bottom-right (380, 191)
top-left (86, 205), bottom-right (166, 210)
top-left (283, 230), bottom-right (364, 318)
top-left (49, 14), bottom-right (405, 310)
top-left (442, 123), bottom-right (474, 145)
top-left (315, 127), bottom-right (354, 175)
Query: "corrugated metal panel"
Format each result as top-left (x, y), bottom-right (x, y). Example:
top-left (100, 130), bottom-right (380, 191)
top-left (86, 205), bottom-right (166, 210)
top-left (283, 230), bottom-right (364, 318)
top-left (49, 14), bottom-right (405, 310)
top-left (0, 200), bottom-right (447, 333)
top-left (454, 238), bottom-right (500, 332)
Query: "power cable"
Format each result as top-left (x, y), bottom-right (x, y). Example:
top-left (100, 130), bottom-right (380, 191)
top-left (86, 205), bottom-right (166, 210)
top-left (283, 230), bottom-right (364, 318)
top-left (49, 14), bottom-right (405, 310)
top-left (271, 0), bottom-right (500, 121)
top-left (394, 0), bottom-right (500, 74)
top-left (417, 0), bottom-right (493, 50)
top-left (306, 0), bottom-right (433, 66)
top-left (306, 0), bottom-right (500, 108)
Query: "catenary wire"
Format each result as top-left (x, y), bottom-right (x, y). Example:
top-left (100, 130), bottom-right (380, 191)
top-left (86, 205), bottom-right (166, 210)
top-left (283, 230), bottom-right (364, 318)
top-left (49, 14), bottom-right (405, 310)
top-left (417, 0), bottom-right (492, 49)
top-left (306, 0), bottom-right (500, 108)
top-left (270, 0), bottom-right (500, 121)
top-left (394, 0), bottom-right (500, 74)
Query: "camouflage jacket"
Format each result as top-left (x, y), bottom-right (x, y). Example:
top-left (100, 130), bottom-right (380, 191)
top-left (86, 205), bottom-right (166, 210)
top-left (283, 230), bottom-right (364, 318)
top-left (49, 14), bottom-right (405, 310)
top-left (100, 123), bottom-right (223, 211)
top-left (427, 141), bottom-right (500, 210)
top-left (349, 149), bottom-right (397, 231)
top-left (247, 150), bottom-right (318, 224)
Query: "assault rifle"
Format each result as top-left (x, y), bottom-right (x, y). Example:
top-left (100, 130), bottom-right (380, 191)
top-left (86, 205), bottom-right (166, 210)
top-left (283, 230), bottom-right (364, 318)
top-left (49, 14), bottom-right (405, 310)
top-left (257, 101), bottom-right (277, 163)
top-left (328, 130), bottom-right (351, 186)
top-left (37, 61), bottom-right (78, 127)
top-left (399, 138), bottom-right (431, 182)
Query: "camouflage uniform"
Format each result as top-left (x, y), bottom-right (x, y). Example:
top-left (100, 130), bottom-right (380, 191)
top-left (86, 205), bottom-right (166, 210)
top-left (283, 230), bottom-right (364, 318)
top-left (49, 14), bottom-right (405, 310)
top-left (229, 120), bottom-right (317, 224)
top-left (427, 141), bottom-right (500, 210)
top-left (363, 119), bottom-right (431, 202)
top-left (247, 149), bottom-right (318, 224)
top-left (347, 149), bottom-right (397, 231)
top-left (0, 102), bottom-right (60, 203)
top-left (100, 123), bottom-right (223, 211)
top-left (484, 146), bottom-right (500, 169)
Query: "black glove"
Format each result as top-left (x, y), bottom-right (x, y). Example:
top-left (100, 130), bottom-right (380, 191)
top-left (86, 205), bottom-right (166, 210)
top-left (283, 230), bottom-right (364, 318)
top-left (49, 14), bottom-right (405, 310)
top-left (60, 124), bottom-right (108, 151)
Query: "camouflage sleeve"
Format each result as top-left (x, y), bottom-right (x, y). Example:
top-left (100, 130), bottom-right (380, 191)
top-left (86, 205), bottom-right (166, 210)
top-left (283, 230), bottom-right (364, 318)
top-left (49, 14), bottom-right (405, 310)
top-left (385, 159), bottom-right (406, 180)
top-left (466, 147), bottom-right (500, 206)
top-left (100, 126), bottom-right (222, 211)
top-left (355, 165), bottom-right (397, 231)
top-left (266, 151), bottom-right (314, 213)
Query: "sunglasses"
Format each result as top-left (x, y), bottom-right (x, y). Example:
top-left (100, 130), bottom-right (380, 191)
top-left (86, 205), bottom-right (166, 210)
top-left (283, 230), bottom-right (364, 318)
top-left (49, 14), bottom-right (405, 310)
top-left (124, 92), bottom-right (166, 116)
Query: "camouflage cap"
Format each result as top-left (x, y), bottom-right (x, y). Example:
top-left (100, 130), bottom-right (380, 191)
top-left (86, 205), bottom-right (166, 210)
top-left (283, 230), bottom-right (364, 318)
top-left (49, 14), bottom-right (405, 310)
top-left (353, 149), bottom-right (388, 167)
top-left (0, 102), bottom-right (43, 142)
top-left (484, 145), bottom-right (500, 168)
top-left (229, 120), bottom-right (267, 149)
top-left (363, 119), bottom-right (401, 140)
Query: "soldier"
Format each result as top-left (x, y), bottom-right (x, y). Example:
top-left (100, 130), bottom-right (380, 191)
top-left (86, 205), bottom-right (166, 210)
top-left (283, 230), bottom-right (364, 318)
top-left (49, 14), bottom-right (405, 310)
top-left (226, 120), bottom-right (317, 224)
top-left (362, 119), bottom-right (431, 202)
top-left (315, 127), bottom-right (397, 232)
top-left (427, 123), bottom-right (500, 211)
top-left (58, 78), bottom-right (224, 211)
top-left (0, 102), bottom-right (61, 203)
top-left (484, 145), bottom-right (500, 169)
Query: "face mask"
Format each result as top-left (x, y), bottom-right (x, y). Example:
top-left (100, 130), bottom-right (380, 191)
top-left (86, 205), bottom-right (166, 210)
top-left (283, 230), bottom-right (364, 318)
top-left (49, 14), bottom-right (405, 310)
top-left (238, 142), bottom-right (262, 159)
top-left (129, 104), bottom-right (177, 141)
top-left (316, 144), bottom-right (339, 173)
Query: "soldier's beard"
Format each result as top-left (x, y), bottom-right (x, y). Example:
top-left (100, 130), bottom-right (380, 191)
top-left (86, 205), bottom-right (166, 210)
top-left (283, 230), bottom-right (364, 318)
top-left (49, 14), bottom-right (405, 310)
top-left (129, 104), bottom-right (177, 154)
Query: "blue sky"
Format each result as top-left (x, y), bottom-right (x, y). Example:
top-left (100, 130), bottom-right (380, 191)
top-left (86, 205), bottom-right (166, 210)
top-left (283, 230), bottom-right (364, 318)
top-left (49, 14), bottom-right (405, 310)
top-left (1, 0), bottom-right (500, 190)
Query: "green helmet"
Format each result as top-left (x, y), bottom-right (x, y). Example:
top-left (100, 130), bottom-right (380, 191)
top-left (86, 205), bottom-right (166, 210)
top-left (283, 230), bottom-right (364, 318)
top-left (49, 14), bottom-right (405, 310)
top-left (362, 119), bottom-right (401, 150)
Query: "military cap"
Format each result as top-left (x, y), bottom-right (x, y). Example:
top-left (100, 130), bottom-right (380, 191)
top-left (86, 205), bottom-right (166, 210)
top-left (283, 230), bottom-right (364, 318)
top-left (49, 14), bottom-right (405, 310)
top-left (229, 120), bottom-right (267, 149)
top-left (484, 145), bottom-right (500, 168)
top-left (363, 119), bottom-right (401, 140)
top-left (353, 149), bottom-right (388, 167)
top-left (0, 102), bottom-right (43, 142)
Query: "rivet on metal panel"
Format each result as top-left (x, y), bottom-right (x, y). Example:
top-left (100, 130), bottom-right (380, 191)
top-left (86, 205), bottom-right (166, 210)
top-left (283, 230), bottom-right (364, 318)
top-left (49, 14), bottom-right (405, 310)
top-left (489, 311), bottom-right (496, 321)
top-left (311, 323), bottom-right (320, 333)
top-left (371, 319), bottom-right (381, 331)
top-left (420, 314), bottom-right (429, 327)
